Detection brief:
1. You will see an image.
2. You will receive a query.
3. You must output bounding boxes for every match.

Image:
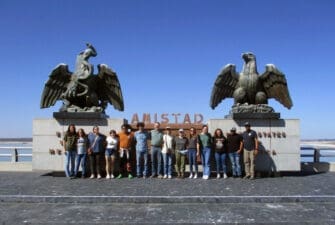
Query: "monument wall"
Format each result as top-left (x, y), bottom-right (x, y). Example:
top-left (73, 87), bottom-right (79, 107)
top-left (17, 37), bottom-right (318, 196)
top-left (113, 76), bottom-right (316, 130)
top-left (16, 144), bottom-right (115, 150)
top-left (208, 118), bottom-right (300, 172)
top-left (32, 118), bottom-right (126, 171)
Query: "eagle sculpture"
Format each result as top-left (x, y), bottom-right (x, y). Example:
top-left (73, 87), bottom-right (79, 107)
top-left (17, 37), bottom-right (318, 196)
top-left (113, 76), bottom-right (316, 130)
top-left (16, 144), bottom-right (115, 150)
top-left (40, 43), bottom-right (124, 113)
top-left (210, 52), bottom-right (293, 112)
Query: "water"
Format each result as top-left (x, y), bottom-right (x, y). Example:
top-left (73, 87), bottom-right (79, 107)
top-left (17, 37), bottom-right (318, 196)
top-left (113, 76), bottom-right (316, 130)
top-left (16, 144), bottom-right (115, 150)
top-left (0, 142), bottom-right (32, 162)
top-left (0, 142), bottom-right (334, 163)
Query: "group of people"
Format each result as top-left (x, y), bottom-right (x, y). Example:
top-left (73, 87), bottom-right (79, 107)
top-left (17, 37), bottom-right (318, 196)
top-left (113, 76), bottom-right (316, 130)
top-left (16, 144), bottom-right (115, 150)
top-left (62, 122), bottom-right (259, 180)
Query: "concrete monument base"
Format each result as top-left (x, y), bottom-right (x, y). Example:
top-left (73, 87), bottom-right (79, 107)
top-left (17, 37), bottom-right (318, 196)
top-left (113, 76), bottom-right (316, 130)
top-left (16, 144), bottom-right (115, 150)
top-left (208, 118), bottom-right (300, 172)
top-left (32, 117), bottom-right (127, 171)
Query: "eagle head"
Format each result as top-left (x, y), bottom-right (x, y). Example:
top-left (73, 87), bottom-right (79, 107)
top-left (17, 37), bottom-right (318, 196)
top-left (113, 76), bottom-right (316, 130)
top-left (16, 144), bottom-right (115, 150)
top-left (242, 52), bottom-right (256, 63)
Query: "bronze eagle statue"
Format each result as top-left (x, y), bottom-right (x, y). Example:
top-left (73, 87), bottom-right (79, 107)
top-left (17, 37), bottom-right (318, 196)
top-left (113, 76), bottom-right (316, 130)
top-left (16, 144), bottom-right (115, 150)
top-left (210, 52), bottom-right (293, 111)
top-left (40, 43), bottom-right (124, 113)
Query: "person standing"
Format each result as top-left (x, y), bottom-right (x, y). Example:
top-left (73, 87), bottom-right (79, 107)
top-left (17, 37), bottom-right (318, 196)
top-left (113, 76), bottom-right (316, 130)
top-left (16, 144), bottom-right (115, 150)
top-left (134, 122), bottom-right (149, 178)
top-left (175, 129), bottom-right (189, 178)
top-left (74, 128), bottom-right (88, 178)
top-left (105, 130), bottom-right (119, 179)
top-left (117, 124), bottom-right (134, 179)
top-left (150, 122), bottom-right (164, 178)
top-left (63, 124), bottom-right (77, 178)
top-left (162, 127), bottom-right (175, 179)
top-left (188, 127), bottom-right (199, 179)
top-left (213, 128), bottom-right (228, 179)
top-left (242, 122), bottom-right (259, 180)
top-left (197, 125), bottom-right (213, 180)
top-left (87, 126), bottom-right (106, 179)
top-left (227, 127), bottom-right (243, 178)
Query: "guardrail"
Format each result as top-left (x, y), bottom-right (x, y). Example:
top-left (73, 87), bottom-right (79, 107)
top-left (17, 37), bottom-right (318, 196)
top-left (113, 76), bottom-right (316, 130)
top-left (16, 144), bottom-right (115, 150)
top-left (300, 146), bottom-right (335, 163)
top-left (0, 146), bottom-right (32, 162)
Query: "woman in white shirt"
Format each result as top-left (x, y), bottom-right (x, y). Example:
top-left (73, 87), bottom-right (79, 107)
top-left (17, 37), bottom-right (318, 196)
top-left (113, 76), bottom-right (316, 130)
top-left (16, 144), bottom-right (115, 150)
top-left (162, 127), bottom-right (175, 179)
top-left (105, 130), bottom-right (119, 179)
top-left (74, 128), bottom-right (88, 178)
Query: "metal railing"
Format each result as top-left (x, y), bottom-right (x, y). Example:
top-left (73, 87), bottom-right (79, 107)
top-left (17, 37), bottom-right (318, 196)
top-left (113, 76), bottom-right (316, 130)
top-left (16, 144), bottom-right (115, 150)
top-left (0, 146), bottom-right (32, 162)
top-left (300, 146), bottom-right (335, 163)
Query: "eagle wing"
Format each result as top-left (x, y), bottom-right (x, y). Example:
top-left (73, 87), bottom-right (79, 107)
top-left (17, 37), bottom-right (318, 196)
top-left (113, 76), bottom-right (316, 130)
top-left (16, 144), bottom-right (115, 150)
top-left (96, 64), bottom-right (124, 111)
top-left (40, 64), bottom-right (72, 108)
top-left (210, 64), bottom-right (239, 109)
top-left (259, 64), bottom-right (293, 109)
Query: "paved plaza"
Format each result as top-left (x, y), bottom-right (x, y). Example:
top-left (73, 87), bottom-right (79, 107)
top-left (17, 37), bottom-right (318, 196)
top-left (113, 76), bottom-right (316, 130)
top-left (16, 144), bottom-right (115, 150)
top-left (0, 171), bottom-right (334, 224)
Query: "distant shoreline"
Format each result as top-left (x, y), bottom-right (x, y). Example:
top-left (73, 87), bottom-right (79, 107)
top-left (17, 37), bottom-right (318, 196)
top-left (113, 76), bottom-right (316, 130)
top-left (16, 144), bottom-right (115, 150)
top-left (0, 138), bottom-right (32, 142)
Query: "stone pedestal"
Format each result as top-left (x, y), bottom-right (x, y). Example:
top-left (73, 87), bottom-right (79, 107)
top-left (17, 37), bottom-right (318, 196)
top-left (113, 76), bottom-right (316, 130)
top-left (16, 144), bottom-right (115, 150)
top-left (208, 118), bottom-right (300, 172)
top-left (32, 117), bottom-right (127, 171)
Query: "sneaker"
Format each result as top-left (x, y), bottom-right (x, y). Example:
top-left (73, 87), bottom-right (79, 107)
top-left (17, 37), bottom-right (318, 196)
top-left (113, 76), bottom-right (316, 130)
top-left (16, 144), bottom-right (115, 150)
top-left (189, 173), bottom-right (193, 179)
top-left (202, 175), bottom-right (209, 180)
top-left (143, 176), bottom-right (147, 179)
top-left (106, 174), bottom-right (111, 179)
top-left (168, 175), bottom-right (172, 179)
top-left (128, 174), bottom-right (133, 179)
top-left (250, 176), bottom-right (255, 180)
top-left (158, 175), bottom-right (163, 179)
top-left (217, 174), bottom-right (221, 179)
top-left (193, 173), bottom-right (198, 179)
top-left (117, 174), bottom-right (122, 179)
top-left (243, 175), bottom-right (250, 179)
top-left (163, 175), bottom-right (167, 179)
top-left (111, 174), bottom-right (114, 179)
top-left (97, 174), bottom-right (102, 179)
top-left (223, 173), bottom-right (228, 179)
top-left (90, 174), bottom-right (95, 179)
top-left (150, 174), bottom-right (156, 178)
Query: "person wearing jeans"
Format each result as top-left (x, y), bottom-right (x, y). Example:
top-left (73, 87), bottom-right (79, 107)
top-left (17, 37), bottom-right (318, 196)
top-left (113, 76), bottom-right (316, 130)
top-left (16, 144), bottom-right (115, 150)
top-left (74, 128), bottom-right (88, 178)
top-left (213, 128), bottom-right (228, 179)
top-left (134, 122), bottom-right (149, 178)
top-left (63, 124), bottom-right (77, 178)
top-left (197, 125), bottom-right (213, 180)
top-left (187, 127), bottom-right (198, 179)
top-left (227, 127), bottom-right (243, 178)
top-left (150, 122), bottom-right (163, 178)
top-left (162, 127), bottom-right (175, 179)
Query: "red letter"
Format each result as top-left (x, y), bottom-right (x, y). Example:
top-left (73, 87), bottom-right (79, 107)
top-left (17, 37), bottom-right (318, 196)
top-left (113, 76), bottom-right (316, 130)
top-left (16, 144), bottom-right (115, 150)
top-left (131, 113), bottom-right (139, 125)
top-left (194, 114), bottom-right (203, 124)
top-left (161, 113), bottom-right (169, 124)
top-left (172, 113), bottom-right (181, 124)
top-left (183, 114), bottom-right (191, 124)
top-left (142, 113), bottom-right (151, 124)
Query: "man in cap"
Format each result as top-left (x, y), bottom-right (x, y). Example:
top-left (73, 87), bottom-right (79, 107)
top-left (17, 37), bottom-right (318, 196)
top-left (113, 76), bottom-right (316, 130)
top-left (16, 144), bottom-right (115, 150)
top-left (241, 122), bottom-right (258, 179)
top-left (227, 127), bottom-right (243, 178)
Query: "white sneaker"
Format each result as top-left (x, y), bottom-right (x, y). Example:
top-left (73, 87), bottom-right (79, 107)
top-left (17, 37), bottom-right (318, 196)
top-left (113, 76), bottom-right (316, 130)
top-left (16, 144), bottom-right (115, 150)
top-left (193, 173), bottom-right (198, 179)
top-left (189, 173), bottom-right (193, 179)
top-left (97, 174), bottom-right (102, 179)
top-left (217, 174), bottom-right (221, 179)
top-left (202, 175), bottom-right (209, 180)
top-left (163, 175), bottom-right (167, 179)
top-left (168, 175), bottom-right (172, 179)
top-left (106, 174), bottom-right (111, 179)
top-left (111, 174), bottom-right (114, 179)
top-left (90, 174), bottom-right (95, 179)
top-left (223, 173), bottom-right (228, 179)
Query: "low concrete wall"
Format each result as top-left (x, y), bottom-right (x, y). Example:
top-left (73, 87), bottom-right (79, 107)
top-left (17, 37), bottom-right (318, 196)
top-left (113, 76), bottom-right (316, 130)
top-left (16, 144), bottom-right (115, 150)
top-left (32, 117), bottom-right (127, 171)
top-left (0, 162), bottom-right (32, 171)
top-left (301, 162), bottom-right (335, 172)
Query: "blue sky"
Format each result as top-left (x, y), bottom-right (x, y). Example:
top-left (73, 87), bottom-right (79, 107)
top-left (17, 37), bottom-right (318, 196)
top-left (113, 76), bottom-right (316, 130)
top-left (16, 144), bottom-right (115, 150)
top-left (0, 0), bottom-right (334, 139)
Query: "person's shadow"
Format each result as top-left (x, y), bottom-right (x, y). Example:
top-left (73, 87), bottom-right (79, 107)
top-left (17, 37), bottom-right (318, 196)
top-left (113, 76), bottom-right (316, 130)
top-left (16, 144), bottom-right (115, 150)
top-left (255, 141), bottom-right (277, 177)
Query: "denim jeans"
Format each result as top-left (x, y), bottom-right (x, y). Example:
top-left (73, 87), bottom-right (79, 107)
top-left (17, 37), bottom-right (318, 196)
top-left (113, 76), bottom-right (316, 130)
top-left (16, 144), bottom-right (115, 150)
top-left (201, 147), bottom-right (211, 176)
top-left (162, 153), bottom-right (172, 176)
top-left (215, 152), bottom-right (227, 174)
top-left (65, 150), bottom-right (76, 177)
top-left (74, 153), bottom-right (87, 177)
top-left (136, 150), bottom-right (148, 176)
top-left (228, 152), bottom-right (242, 176)
top-left (151, 146), bottom-right (162, 176)
top-left (188, 148), bottom-right (198, 174)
